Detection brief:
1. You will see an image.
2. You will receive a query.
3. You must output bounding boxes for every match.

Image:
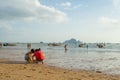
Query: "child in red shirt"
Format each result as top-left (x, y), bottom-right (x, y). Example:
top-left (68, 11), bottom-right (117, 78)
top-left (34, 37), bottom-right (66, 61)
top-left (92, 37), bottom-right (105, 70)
top-left (33, 48), bottom-right (45, 64)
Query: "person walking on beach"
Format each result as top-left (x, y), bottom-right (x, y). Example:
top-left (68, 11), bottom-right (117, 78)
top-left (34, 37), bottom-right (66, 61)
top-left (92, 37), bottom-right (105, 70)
top-left (25, 49), bottom-right (35, 63)
top-left (32, 48), bottom-right (45, 64)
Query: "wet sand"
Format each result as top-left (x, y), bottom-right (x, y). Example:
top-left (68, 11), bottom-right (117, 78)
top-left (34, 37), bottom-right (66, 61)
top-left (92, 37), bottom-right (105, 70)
top-left (0, 59), bottom-right (120, 80)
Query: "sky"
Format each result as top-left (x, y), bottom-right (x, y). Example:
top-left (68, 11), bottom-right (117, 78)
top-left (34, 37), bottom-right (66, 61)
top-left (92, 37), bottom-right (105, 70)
top-left (0, 0), bottom-right (120, 43)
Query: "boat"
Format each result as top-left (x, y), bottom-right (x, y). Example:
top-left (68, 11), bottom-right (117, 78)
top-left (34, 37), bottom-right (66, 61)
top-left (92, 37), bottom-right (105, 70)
top-left (78, 43), bottom-right (86, 48)
top-left (3, 43), bottom-right (17, 46)
top-left (96, 43), bottom-right (105, 48)
top-left (48, 43), bottom-right (62, 46)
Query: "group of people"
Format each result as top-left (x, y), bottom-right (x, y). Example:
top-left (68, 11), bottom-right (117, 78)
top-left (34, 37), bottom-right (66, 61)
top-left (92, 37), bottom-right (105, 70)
top-left (25, 48), bottom-right (45, 64)
top-left (25, 44), bottom-right (68, 64)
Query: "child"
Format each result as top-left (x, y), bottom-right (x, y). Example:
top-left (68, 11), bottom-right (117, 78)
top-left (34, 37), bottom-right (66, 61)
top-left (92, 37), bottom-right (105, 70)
top-left (32, 48), bottom-right (45, 64)
top-left (25, 49), bottom-right (35, 63)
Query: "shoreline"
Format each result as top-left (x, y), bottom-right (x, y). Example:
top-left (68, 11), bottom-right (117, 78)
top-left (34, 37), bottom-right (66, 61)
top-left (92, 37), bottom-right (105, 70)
top-left (0, 59), bottom-right (120, 80)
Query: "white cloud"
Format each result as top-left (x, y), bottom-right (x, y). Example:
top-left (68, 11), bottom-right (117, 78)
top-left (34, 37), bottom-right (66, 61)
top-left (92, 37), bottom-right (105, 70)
top-left (61, 2), bottom-right (71, 7)
top-left (60, 2), bottom-right (82, 10)
top-left (112, 0), bottom-right (120, 12)
top-left (0, 21), bottom-right (13, 31)
top-left (99, 16), bottom-right (119, 24)
top-left (73, 4), bottom-right (82, 9)
top-left (0, 0), bottom-right (68, 23)
top-left (112, 0), bottom-right (120, 8)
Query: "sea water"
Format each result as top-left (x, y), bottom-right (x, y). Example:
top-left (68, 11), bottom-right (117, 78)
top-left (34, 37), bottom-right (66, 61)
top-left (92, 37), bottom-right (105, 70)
top-left (0, 43), bottom-right (120, 75)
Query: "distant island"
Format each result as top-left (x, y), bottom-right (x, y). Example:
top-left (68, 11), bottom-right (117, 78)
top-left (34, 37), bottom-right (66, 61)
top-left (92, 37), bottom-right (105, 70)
top-left (63, 38), bottom-right (82, 45)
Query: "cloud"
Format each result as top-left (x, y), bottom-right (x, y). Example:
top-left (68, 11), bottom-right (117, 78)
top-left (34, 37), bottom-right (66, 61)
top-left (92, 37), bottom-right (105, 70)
top-left (0, 0), bottom-right (68, 23)
top-left (61, 2), bottom-right (71, 7)
top-left (73, 4), bottom-right (82, 9)
top-left (112, 0), bottom-right (120, 8)
top-left (99, 16), bottom-right (119, 24)
top-left (0, 21), bottom-right (13, 31)
top-left (60, 2), bottom-right (82, 10)
top-left (112, 0), bottom-right (120, 12)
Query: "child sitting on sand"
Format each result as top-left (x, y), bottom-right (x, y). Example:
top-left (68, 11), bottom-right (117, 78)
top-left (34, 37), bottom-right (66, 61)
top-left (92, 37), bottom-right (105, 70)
top-left (25, 49), bottom-right (35, 63)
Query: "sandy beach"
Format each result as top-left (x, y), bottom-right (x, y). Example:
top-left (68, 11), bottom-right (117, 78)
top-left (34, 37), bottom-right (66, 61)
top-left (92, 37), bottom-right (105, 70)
top-left (0, 59), bottom-right (120, 80)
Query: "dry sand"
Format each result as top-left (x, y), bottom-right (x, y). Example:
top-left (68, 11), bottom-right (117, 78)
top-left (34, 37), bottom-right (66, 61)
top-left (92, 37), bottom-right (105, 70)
top-left (0, 59), bottom-right (120, 80)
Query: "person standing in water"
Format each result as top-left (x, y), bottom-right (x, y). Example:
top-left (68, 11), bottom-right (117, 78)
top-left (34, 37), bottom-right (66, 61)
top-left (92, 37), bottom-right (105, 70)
top-left (27, 43), bottom-right (31, 51)
top-left (0, 42), bottom-right (2, 48)
top-left (64, 44), bottom-right (68, 52)
top-left (86, 44), bottom-right (88, 49)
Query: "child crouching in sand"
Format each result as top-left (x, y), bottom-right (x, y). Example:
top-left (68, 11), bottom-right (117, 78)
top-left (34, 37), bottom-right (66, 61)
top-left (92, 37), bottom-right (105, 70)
top-left (32, 48), bottom-right (45, 64)
top-left (25, 49), bottom-right (35, 63)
